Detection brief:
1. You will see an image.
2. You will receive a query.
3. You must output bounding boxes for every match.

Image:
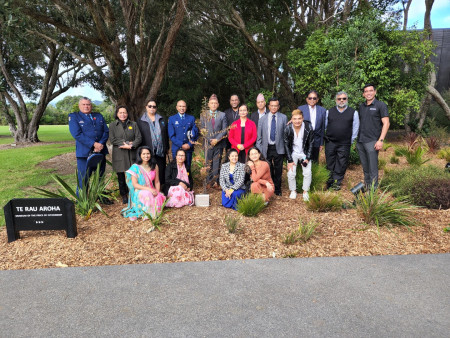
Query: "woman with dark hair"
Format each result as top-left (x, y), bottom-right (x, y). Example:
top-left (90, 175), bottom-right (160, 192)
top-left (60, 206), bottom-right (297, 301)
top-left (246, 147), bottom-right (274, 202)
top-left (219, 149), bottom-right (246, 209)
top-left (136, 99), bottom-right (169, 187)
top-left (164, 148), bottom-right (194, 207)
top-left (228, 104), bottom-right (257, 163)
top-left (109, 105), bottom-right (142, 204)
top-left (121, 146), bottom-right (165, 220)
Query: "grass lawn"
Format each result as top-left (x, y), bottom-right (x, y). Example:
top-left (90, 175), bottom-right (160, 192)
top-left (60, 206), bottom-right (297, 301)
top-left (0, 125), bottom-right (73, 144)
top-left (0, 143), bottom-right (75, 226)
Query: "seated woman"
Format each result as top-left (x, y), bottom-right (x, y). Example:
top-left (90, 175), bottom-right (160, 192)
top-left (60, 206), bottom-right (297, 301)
top-left (228, 104), bottom-right (257, 163)
top-left (219, 149), bottom-right (246, 209)
top-left (246, 147), bottom-right (274, 202)
top-left (122, 146), bottom-right (166, 221)
top-left (164, 148), bottom-right (194, 207)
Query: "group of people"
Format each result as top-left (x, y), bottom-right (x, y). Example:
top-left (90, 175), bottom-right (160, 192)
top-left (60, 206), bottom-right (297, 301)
top-left (69, 83), bottom-right (389, 220)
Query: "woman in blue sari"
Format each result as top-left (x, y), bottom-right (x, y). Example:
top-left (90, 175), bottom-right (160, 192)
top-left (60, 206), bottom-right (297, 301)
top-left (219, 149), bottom-right (246, 209)
top-left (122, 146), bottom-right (166, 221)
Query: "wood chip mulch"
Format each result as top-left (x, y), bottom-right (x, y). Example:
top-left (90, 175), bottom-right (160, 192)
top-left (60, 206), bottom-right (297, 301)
top-left (1, 147), bottom-right (449, 270)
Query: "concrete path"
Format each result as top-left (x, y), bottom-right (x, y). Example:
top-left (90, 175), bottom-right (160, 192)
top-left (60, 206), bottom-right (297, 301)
top-left (1, 254), bottom-right (449, 337)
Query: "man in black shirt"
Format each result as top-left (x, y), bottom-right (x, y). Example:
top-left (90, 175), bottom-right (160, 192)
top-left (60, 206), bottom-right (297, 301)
top-left (224, 94), bottom-right (241, 154)
top-left (357, 84), bottom-right (390, 189)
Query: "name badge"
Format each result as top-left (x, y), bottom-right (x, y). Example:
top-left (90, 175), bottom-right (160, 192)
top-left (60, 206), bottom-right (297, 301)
top-left (370, 108), bottom-right (377, 111)
top-left (175, 121), bottom-right (179, 125)
top-left (79, 121), bottom-right (84, 124)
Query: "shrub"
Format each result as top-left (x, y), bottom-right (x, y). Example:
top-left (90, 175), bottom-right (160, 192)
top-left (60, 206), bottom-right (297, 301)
top-left (348, 141), bottom-right (361, 165)
top-left (396, 145), bottom-right (429, 167)
top-left (144, 199), bottom-right (169, 231)
top-left (425, 136), bottom-right (440, 154)
top-left (355, 184), bottom-right (420, 231)
top-left (394, 147), bottom-right (406, 157)
top-left (408, 178), bottom-right (450, 209)
top-left (390, 156), bottom-right (399, 164)
top-left (404, 132), bottom-right (419, 149)
top-left (224, 214), bottom-right (243, 233)
top-left (282, 218), bottom-right (318, 244)
top-left (437, 148), bottom-right (450, 162)
top-left (307, 191), bottom-right (342, 212)
top-left (382, 142), bottom-right (393, 151)
top-left (296, 162), bottom-right (330, 192)
top-left (236, 193), bottom-right (266, 217)
top-left (36, 166), bottom-right (111, 219)
top-left (378, 158), bottom-right (387, 170)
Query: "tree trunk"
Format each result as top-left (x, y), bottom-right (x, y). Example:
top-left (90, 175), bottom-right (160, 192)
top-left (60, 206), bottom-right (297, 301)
top-left (427, 85), bottom-right (450, 120)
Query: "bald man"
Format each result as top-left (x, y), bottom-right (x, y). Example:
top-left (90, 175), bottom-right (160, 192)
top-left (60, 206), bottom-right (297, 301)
top-left (168, 100), bottom-right (199, 169)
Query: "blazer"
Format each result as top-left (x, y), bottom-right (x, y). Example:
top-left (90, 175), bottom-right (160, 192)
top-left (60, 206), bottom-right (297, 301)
top-left (69, 111), bottom-right (109, 157)
top-left (109, 119), bottom-right (142, 172)
top-left (256, 112), bottom-right (287, 158)
top-left (201, 111), bottom-right (228, 148)
top-left (249, 109), bottom-right (269, 129)
top-left (283, 121), bottom-right (314, 163)
top-left (224, 107), bottom-right (240, 127)
top-left (168, 113), bottom-right (199, 151)
top-left (137, 114), bottom-right (169, 155)
top-left (228, 118), bottom-right (257, 156)
top-left (219, 162), bottom-right (246, 191)
top-left (297, 104), bottom-right (326, 148)
top-left (163, 161), bottom-right (194, 195)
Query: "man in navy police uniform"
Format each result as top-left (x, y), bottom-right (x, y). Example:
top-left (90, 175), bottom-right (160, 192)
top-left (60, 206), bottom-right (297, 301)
top-left (168, 100), bottom-right (199, 169)
top-left (69, 97), bottom-right (109, 193)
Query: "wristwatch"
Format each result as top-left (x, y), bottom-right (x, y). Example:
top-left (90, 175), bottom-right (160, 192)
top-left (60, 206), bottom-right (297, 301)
top-left (379, 139), bottom-right (384, 142)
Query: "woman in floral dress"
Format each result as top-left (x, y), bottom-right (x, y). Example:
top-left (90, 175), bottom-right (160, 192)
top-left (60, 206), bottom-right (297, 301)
top-left (164, 148), bottom-right (194, 207)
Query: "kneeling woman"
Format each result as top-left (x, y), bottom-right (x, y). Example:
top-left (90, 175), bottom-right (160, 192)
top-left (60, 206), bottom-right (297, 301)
top-left (219, 149), bottom-right (246, 209)
top-left (164, 148), bottom-right (194, 207)
top-left (247, 147), bottom-right (274, 202)
top-left (122, 146), bottom-right (166, 220)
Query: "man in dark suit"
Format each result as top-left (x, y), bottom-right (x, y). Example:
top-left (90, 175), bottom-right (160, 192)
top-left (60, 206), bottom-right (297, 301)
top-left (298, 90), bottom-right (326, 162)
top-left (256, 97), bottom-right (287, 196)
top-left (69, 97), bottom-right (109, 195)
top-left (168, 100), bottom-right (198, 169)
top-left (223, 94), bottom-right (240, 153)
top-left (249, 93), bottom-right (269, 131)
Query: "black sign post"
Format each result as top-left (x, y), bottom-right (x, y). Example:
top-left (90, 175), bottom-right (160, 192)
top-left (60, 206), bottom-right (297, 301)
top-left (3, 198), bottom-right (77, 242)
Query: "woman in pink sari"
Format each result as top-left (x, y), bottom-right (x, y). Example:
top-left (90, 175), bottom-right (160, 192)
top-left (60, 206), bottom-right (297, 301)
top-left (122, 146), bottom-right (166, 220)
top-left (164, 148), bottom-right (194, 207)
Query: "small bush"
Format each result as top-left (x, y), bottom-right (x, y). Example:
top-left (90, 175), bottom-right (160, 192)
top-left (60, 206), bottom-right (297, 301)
top-left (282, 218), bottom-right (318, 244)
top-left (397, 145), bottom-right (429, 167)
top-left (404, 132), bottom-right (419, 149)
top-left (382, 142), bottom-right (393, 151)
top-left (348, 141), bottom-right (361, 165)
top-left (144, 199), bottom-right (169, 231)
top-left (425, 136), bottom-right (440, 154)
top-left (236, 193), bottom-right (266, 217)
top-left (394, 147), bottom-right (406, 157)
top-left (296, 162), bottom-right (330, 192)
top-left (437, 148), bottom-right (450, 162)
top-left (408, 178), bottom-right (450, 209)
top-left (224, 214), bottom-right (243, 233)
top-left (378, 158), bottom-right (387, 170)
top-left (390, 156), bottom-right (399, 164)
top-left (355, 184), bottom-right (420, 231)
top-left (307, 191), bottom-right (342, 212)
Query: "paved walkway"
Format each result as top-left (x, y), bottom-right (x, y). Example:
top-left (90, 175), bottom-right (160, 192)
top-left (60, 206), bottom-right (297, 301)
top-left (1, 254), bottom-right (449, 337)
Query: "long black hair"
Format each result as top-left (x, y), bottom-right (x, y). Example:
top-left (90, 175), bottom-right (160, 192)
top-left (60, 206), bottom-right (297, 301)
top-left (135, 146), bottom-right (157, 170)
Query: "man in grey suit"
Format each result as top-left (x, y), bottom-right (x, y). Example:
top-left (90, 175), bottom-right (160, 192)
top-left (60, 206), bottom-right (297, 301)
top-left (202, 94), bottom-right (228, 189)
top-left (256, 97), bottom-right (287, 196)
top-left (298, 90), bottom-right (327, 162)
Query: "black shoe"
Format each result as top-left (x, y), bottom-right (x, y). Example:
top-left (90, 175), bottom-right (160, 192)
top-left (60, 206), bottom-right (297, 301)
top-left (275, 191), bottom-right (282, 196)
top-left (99, 197), bottom-right (113, 205)
top-left (122, 195), bottom-right (128, 204)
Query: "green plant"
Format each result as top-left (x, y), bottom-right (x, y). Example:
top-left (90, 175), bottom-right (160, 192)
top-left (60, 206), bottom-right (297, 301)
top-left (143, 199), bottom-right (169, 231)
top-left (355, 183), bottom-right (420, 232)
top-left (390, 156), bottom-right (399, 164)
top-left (437, 148), bottom-right (450, 162)
top-left (307, 191), bottom-right (342, 212)
top-left (425, 136), bottom-right (440, 154)
top-left (444, 227), bottom-right (450, 233)
top-left (36, 166), bottom-right (111, 219)
top-left (396, 145), bottom-right (430, 167)
top-left (404, 132), bottom-right (419, 149)
top-left (348, 141), bottom-right (361, 166)
top-left (282, 218), bottom-right (318, 244)
top-left (236, 193), bottom-right (266, 217)
top-left (382, 142), bottom-right (393, 151)
top-left (378, 158), bottom-right (387, 170)
top-left (296, 162), bottom-right (330, 192)
top-left (408, 178), bottom-right (450, 209)
top-left (224, 214), bottom-right (243, 233)
top-left (394, 147), bottom-right (406, 157)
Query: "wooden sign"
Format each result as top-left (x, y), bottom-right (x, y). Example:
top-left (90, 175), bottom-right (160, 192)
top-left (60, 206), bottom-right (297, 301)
top-left (3, 198), bottom-right (77, 242)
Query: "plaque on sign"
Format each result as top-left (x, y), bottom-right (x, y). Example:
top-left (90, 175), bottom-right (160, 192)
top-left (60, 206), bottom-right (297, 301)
top-left (3, 198), bottom-right (77, 242)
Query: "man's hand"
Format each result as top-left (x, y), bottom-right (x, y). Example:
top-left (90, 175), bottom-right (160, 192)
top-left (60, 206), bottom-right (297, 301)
top-left (287, 162), bottom-right (295, 172)
top-left (181, 143), bottom-right (191, 150)
top-left (266, 182), bottom-right (274, 192)
top-left (93, 142), bottom-right (103, 152)
top-left (374, 141), bottom-right (383, 151)
top-left (119, 142), bottom-right (132, 149)
top-left (237, 144), bottom-right (244, 150)
top-left (210, 139), bottom-right (218, 146)
top-left (319, 146), bottom-right (323, 152)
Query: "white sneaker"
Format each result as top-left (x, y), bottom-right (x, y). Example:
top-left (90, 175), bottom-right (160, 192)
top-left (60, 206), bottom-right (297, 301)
top-left (289, 191), bottom-right (297, 199)
top-left (302, 192), bottom-right (309, 202)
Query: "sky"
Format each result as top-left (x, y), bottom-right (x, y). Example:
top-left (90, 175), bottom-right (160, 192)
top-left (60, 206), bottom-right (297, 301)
top-left (50, 0), bottom-right (450, 105)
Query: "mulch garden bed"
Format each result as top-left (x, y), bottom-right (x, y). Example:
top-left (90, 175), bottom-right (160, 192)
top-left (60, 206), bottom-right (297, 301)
top-left (1, 143), bottom-right (449, 270)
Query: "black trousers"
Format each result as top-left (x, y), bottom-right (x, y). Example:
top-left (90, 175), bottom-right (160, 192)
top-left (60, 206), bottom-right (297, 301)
top-left (117, 172), bottom-right (128, 196)
top-left (267, 145), bottom-right (284, 194)
top-left (310, 146), bottom-right (320, 163)
top-left (325, 141), bottom-right (351, 186)
top-left (154, 155), bottom-right (166, 187)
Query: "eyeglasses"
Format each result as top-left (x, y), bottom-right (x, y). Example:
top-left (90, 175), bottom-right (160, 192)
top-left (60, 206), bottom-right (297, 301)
top-left (176, 155), bottom-right (185, 157)
top-left (337, 97), bottom-right (348, 101)
top-left (147, 105), bottom-right (157, 108)
top-left (307, 97), bottom-right (318, 100)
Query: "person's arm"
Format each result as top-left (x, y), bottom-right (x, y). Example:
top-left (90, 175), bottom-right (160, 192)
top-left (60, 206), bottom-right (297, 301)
top-left (251, 162), bottom-right (268, 185)
top-left (351, 111), bottom-right (359, 144)
top-left (131, 174), bottom-right (156, 194)
top-left (230, 165), bottom-right (245, 191)
top-left (69, 114), bottom-right (95, 149)
top-left (325, 110), bottom-right (329, 131)
top-left (168, 118), bottom-right (183, 149)
top-left (98, 115), bottom-right (109, 145)
top-left (256, 118), bottom-right (263, 150)
top-left (243, 121), bottom-right (257, 149)
top-left (162, 119), bottom-right (169, 152)
top-left (154, 165), bottom-right (161, 192)
top-left (219, 165), bottom-right (229, 190)
top-left (305, 127), bottom-right (315, 161)
top-left (109, 123), bottom-right (125, 146)
top-left (375, 117), bottom-right (390, 150)
top-left (228, 121), bottom-right (239, 148)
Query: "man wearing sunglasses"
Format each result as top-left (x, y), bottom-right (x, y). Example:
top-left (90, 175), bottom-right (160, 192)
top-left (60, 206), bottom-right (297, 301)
top-left (297, 90), bottom-right (326, 162)
top-left (357, 84), bottom-right (390, 189)
top-left (324, 91), bottom-right (359, 190)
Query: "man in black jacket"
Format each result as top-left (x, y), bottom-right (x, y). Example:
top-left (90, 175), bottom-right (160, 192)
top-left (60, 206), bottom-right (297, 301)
top-left (284, 109), bottom-right (314, 201)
